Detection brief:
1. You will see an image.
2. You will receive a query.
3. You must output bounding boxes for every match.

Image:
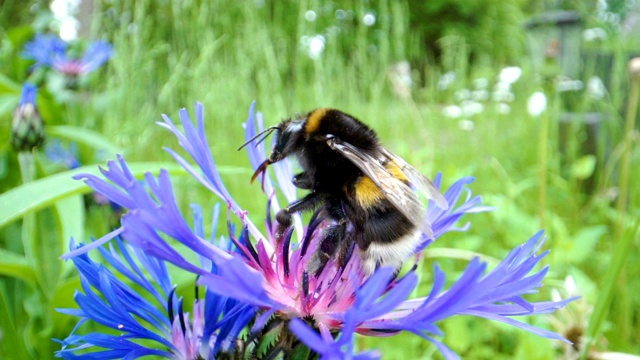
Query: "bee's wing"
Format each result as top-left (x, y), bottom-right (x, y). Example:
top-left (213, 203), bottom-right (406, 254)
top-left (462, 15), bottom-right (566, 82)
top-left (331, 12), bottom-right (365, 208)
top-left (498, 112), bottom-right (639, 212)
top-left (327, 137), bottom-right (435, 238)
top-left (380, 148), bottom-right (449, 210)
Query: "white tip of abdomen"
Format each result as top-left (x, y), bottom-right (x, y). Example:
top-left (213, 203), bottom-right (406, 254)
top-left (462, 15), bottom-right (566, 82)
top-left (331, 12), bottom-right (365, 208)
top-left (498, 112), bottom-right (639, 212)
top-left (360, 229), bottom-right (422, 275)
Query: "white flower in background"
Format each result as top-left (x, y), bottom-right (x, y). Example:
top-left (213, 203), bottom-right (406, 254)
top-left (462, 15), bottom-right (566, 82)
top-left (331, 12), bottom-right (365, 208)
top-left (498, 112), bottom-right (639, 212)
top-left (438, 71), bottom-right (456, 90)
top-left (494, 81), bottom-right (511, 93)
top-left (493, 81), bottom-right (515, 102)
top-left (461, 100), bottom-right (484, 117)
top-left (587, 76), bottom-right (606, 99)
top-left (454, 88), bottom-right (471, 102)
top-left (335, 9), bottom-right (354, 21)
top-left (630, 57), bottom-right (640, 79)
top-left (527, 91), bottom-right (547, 117)
top-left (498, 66), bottom-right (522, 85)
top-left (556, 79), bottom-right (584, 92)
top-left (308, 34), bottom-right (325, 59)
top-left (473, 77), bottom-right (488, 89)
top-left (496, 103), bottom-right (511, 115)
top-left (388, 61), bottom-right (412, 99)
top-left (442, 105), bottom-right (462, 118)
top-left (458, 119), bottom-right (475, 131)
top-left (583, 27), bottom-right (608, 41)
top-left (472, 89), bottom-right (489, 101)
top-left (51, 0), bottom-right (79, 41)
top-left (363, 12), bottom-right (376, 26)
top-left (492, 90), bottom-right (515, 103)
top-left (305, 10), bottom-right (317, 22)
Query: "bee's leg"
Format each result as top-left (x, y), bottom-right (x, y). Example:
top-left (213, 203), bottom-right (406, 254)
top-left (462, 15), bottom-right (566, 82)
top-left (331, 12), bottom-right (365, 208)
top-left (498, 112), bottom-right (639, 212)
top-left (309, 200), bottom-right (350, 275)
top-left (275, 193), bottom-right (323, 240)
top-left (337, 232), bottom-right (356, 271)
top-left (292, 171), bottom-right (314, 189)
top-left (309, 218), bottom-right (348, 276)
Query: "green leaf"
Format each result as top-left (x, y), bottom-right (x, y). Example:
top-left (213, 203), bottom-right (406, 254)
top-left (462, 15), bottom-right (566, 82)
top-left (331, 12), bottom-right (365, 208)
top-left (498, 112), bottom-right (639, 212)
top-left (23, 290), bottom-right (54, 357)
top-left (0, 284), bottom-right (32, 360)
top-left (6, 25), bottom-right (35, 48)
top-left (23, 196), bottom-right (85, 297)
top-left (0, 72), bottom-right (21, 93)
top-left (47, 125), bottom-right (124, 157)
top-left (584, 222), bottom-right (640, 358)
top-left (0, 162), bottom-right (249, 229)
top-left (289, 343), bottom-right (311, 359)
top-left (29, 207), bottom-right (62, 297)
top-left (0, 72), bottom-right (20, 119)
top-left (55, 195), bottom-right (84, 278)
top-left (0, 249), bottom-right (37, 287)
top-left (257, 319), bottom-right (283, 358)
top-left (51, 277), bottom-right (81, 326)
top-left (34, 88), bottom-right (64, 126)
top-left (570, 155), bottom-right (596, 180)
top-left (0, 94), bottom-right (19, 118)
top-left (0, 162), bottom-right (184, 228)
top-left (568, 225), bottom-right (607, 264)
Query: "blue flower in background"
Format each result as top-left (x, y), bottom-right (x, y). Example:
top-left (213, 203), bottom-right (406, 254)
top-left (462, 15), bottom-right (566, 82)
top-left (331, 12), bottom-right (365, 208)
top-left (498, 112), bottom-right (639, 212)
top-left (22, 34), bottom-right (112, 76)
top-left (46, 140), bottom-right (81, 169)
top-left (44, 140), bottom-right (123, 213)
top-left (58, 102), bottom-right (576, 359)
top-left (18, 82), bottom-right (38, 106)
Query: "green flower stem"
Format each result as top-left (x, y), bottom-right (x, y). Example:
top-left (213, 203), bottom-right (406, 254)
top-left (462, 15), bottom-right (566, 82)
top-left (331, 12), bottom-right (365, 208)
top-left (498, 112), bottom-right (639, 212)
top-left (615, 68), bottom-right (639, 238)
top-left (17, 151), bottom-right (37, 266)
top-left (583, 224), bottom-right (639, 360)
top-left (17, 151), bottom-right (41, 358)
top-left (18, 151), bottom-right (36, 184)
top-left (538, 106), bottom-right (550, 229)
top-left (17, 152), bottom-right (37, 266)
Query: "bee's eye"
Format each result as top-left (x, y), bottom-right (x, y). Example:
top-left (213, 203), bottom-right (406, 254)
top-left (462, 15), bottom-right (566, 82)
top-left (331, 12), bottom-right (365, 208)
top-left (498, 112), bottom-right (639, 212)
top-left (274, 131), bottom-right (289, 151)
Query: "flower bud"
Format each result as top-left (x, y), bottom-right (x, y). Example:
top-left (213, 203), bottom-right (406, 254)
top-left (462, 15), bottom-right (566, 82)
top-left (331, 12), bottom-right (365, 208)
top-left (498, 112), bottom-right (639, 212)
top-left (11, 83), bottom-right (44, 152)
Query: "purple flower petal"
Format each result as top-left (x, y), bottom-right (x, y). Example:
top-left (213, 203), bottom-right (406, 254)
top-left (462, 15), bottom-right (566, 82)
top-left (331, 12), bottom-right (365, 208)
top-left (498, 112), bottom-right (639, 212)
top-left (22, 34), bottom-right (111, 75)
top-left (60, 102), bottom-right (575, 360)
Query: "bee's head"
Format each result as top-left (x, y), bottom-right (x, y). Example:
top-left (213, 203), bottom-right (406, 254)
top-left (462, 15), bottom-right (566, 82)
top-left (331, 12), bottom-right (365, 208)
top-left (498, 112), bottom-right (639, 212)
top-left (239, 117), bottom-right (306, 184)
top-left (268, 118), bottom-right (305, 163)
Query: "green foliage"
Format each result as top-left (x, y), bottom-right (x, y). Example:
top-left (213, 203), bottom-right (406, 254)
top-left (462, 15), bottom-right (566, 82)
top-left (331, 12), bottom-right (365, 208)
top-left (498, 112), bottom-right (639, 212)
top-left (407, 0), bottom-right (525, 67)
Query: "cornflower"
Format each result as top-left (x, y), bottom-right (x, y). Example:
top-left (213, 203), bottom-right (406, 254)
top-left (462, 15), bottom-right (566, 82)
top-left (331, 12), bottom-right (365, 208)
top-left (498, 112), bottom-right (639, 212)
top-left (57, 102), bottom-right (576, 359)
top-left (11, 82), bottom-right (44, 152)
top-left (46, 140), bottom-right (81, 170)
top-left (22, 34), bottom-right (112, 76)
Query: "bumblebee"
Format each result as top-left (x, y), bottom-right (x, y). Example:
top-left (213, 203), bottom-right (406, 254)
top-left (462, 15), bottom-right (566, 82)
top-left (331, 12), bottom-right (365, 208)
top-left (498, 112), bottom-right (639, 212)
top-left (240, 108), bottom-right (448, 275)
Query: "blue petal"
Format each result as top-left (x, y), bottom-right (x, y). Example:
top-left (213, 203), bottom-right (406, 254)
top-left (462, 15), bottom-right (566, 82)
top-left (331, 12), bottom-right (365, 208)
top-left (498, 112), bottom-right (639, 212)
top-left (80, 41), bottom-right (113, 72)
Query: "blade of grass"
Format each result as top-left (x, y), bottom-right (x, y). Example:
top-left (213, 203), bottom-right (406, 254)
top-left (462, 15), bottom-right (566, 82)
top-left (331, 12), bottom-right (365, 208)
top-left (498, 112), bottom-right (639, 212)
top-left (615, 60), bottom-right (639, 238)
top-left (582, 222), bottom-right (640, 359)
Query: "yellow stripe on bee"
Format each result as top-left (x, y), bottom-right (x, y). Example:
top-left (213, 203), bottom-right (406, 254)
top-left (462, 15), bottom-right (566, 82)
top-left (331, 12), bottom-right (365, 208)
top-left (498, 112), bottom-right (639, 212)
top-left (354, 176), bottom-right (384, 208)
top-left (354, 162), bottom-right (408, 207)
top-left (386, 161), bottom-right (409, 183)
top-left (305, 108), bottom-right (330, 134)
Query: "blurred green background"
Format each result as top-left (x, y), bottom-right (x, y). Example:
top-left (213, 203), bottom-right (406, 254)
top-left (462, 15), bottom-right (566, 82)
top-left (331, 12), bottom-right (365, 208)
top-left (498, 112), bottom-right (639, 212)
top-left (1, 0), bottom-right (639, 358)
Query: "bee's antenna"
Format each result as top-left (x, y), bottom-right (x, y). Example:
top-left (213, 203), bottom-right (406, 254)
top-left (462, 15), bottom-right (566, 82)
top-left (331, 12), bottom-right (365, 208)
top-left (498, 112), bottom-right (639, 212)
top-left (238, 126), bottom-right (277, 151)
top-left (253, 130), bottom-right (275, 148)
